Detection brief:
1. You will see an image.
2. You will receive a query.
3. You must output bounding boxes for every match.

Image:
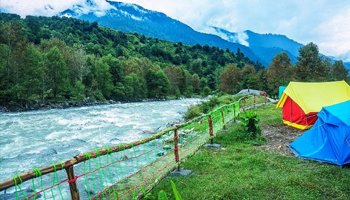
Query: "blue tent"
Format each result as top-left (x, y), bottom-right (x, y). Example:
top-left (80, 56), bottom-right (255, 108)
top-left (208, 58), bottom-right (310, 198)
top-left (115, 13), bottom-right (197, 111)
top-left (289, 100), bottom-right (350, 166)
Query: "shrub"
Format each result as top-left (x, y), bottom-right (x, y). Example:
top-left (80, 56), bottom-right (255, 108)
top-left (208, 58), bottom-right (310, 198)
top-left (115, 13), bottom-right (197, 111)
top-left (208, 96), bottom-right (219, 108)
top-left (184, 106), bottom-right (202, 120)
top-left (240, 111), bottom-right (261, 139)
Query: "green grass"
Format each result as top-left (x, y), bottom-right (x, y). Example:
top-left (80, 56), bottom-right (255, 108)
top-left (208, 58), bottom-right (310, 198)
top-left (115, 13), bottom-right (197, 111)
top-left (255, 105), bottom-right (283, 125)
top-left (144, 105), bottom-right (350, 200)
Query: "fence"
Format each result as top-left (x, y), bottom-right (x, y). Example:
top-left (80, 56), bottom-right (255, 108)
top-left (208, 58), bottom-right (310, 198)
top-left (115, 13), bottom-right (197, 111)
top-left (0, 94), bottom-right (269, 200)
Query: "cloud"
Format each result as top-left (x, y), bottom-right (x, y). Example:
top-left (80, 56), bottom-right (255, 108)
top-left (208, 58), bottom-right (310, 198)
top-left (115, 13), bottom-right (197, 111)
top-left (0, 0), bottom-right (114, 17)
top-left (116, 0), bottom-right (350, 61)
top-left (0, 0), bottom-right (80, 16)
top-left (313, 7), bottom-right (350, 61)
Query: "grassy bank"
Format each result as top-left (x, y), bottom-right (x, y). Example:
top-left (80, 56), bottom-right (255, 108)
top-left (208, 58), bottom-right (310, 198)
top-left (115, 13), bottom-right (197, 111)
top-left (144, 105), bottom-right (350, 200)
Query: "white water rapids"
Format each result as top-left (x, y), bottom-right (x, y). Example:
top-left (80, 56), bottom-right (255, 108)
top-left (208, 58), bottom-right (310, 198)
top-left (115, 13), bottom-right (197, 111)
top-left (0, 99), bottom-right (201, 184)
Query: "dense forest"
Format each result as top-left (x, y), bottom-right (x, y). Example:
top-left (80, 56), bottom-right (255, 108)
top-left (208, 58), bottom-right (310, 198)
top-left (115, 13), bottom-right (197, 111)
top-left (0, 13), bottom-right (349, 110)
top-left (0, 13), bottom-right (261, 108)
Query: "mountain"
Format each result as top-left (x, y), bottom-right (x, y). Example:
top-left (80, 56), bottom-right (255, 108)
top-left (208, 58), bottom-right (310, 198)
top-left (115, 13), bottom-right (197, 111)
top-left (59, 0), bottom-right (259, 62)
top-left (5, 0), bottom-right (345, 68)
top-left (210, 27), bottom-right (303, 65)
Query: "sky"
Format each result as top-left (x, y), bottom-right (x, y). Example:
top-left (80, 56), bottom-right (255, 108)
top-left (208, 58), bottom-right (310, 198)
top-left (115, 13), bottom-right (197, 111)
top-left (1, 0), bottom-right (350, 61)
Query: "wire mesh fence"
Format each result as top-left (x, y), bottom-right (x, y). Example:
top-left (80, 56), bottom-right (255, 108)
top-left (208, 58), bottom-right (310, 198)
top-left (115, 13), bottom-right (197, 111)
top-left (0, 95), bottom-right (268, 200)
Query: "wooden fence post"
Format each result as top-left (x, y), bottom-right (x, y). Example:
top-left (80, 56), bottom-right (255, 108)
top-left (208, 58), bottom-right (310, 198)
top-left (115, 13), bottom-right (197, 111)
top-left (221, 109), bottom-right (225, 129)
top-left (66, 166), bottom-right (80, 200)
top-left (254, 95), bottom-right (256, 108)
top-left (174, 126), bottom-right (180, 170)
top-left (208, 115), bottom-right (214, 144)
top-left (233, 104), bottom-right (236, 122)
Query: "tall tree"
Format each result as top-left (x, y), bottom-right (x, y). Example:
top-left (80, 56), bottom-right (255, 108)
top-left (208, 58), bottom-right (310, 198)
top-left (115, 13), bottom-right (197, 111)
top-left (267, 52), bottom-right (293, 95)
top-left (123, 73), bottom-right (147, 100)
top-left (145, 66), bottom-right (170, 98)
top-left (21, 44), bottom-right (43, 100)
top-left (164, 66), bottom-right (186, 95)
top-left (219, 64), bottom-right (241, 94)
top-left (295, 43), bottom-right (326, 81)
top-left (102, 54), bottom-right (124, 85)
top-left (192, 74), bottom-right (201, 94)
top-left (332, 60), bottom-right (349, 81)
top-left (0, 44), bottom-right (11, 101)
top-left (241, 64), bottom-right (259, 89)
top-left (45, 46), bottom-right (69, 100)
top-left (94, 59), bottom-right (113, 99)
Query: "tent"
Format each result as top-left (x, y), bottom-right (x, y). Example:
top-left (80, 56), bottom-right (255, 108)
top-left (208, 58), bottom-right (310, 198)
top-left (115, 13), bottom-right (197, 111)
top-left (278, 86), bottom-right (286, 99)
top-left (289, 100), bottom-right (350, 166)
top-left (276, 81), bottom-right (350, 130)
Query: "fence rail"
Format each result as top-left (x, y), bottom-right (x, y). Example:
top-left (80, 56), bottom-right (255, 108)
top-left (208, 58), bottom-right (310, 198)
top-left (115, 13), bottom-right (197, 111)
top-left (0, 94), bottom-right (269, 200)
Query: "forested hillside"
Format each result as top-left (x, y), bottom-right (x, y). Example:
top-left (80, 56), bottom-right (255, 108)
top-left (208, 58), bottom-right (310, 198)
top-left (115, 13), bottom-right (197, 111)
top-left (0, 13), bottom-right (260, 109)
top-left (0, 13), bottom-right (348, 111)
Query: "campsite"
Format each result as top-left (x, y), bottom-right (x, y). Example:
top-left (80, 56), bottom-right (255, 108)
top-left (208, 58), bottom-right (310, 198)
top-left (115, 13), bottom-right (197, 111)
top-left (145, 104), bottom-right (350, 199)
top-left (1, 0), bottom-right (350, 199)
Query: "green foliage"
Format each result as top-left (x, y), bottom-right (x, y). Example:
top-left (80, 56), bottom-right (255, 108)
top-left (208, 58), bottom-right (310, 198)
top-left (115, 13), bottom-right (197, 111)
top-left (145, 66), bottom-right (170, 98)
top-left (171, 181), bottom-right (183, 200)
top-left (240, 111), bottom-right (261, 139)
top-left (184, 106), bottom-right (202, 121)
top-left (45, 46), bottom-right (69, 99)
top-left (2, 13), bottom-right (348, 107)
top-left (123, 73), bottom-right (147, 100)
top-left (296, 42), bottom-right (326, 81)
top-left (93, 59), bottom-right (113, 99)
top-left (267, 52), bottom-right (293, 95)
top-left (202, 86), bottom-right (211, 96)
top-left (184, 96), bottom-right (222, 120)
top-left (0, 13), bottom-right (262, 106)
top-left (70, 81), bottom-right (86, 101)
top-left (219, 64), bottom-right (241, 94)
top-left (332, 60), bottom-right (348, 81)
top-left (157, 190), bottom-right (168, 200)
top-left (156, 181), bottom-right (182, 200)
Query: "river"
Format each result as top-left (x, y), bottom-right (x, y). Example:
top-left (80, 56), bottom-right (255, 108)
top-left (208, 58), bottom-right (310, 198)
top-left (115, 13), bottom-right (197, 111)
top-left (0, 99), bottom-right (201, 183)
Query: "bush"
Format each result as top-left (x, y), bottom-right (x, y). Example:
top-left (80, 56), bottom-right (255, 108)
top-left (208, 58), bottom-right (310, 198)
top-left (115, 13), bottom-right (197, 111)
top-left (240, 111), bottom-right (261, 139)
top-left (208, 96), bottom-right (219, 108)
top-left (202, 86), bottom-right (211, 96)
top-left (184, 106), bottom-right (202, 120)
top-left (184, 96), bottom-right (222, 120)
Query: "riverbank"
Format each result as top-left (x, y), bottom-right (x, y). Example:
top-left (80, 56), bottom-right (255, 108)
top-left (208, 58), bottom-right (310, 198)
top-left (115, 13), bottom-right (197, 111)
top-left (0, 95), bottom-right (204, 113)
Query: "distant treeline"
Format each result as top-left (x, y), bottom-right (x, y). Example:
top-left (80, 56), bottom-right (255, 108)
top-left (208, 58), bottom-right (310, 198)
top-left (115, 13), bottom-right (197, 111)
top-left (0, 13), bottom-right (348, 107)
top-left (220, 43), bottom-right (349, 95)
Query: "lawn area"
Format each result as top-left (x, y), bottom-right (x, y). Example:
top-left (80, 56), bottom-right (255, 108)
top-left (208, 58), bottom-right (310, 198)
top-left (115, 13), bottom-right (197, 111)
top-left (144, 105), bottom-right (350, 200)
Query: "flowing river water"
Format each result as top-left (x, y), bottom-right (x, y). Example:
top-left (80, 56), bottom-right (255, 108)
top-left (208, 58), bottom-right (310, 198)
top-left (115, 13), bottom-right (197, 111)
top-left (0, 99), bottom-right (201, 187)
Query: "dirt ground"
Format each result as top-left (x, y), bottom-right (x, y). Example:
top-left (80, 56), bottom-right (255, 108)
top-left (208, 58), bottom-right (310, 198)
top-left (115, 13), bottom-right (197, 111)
top-left (260, 124), bottom-right (304, 156)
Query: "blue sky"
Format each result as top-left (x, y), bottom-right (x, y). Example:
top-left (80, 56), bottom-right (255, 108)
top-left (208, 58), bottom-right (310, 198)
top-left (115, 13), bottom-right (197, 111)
top-left (1, 0), bottom-right (350, 61)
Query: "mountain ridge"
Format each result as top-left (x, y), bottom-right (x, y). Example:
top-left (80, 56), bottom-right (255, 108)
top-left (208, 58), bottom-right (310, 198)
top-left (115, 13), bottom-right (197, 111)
top-left (59, 0), bottom-right (260, 63)
top-left (209, 27), bottom-right (303, 64)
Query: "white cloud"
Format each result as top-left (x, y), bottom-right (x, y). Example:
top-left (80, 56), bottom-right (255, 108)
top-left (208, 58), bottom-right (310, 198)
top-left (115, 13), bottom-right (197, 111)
top-left (314, 8), bottom-right (350, 61)
top-left (0, 0), bottom-right (80, 16)
top-left (116, 0), bottom-right (350, 61)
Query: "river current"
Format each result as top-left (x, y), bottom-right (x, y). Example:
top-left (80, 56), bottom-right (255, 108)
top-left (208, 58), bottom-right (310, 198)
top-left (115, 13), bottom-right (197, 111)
top-left (0, 99), bottom-right (201, 182)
